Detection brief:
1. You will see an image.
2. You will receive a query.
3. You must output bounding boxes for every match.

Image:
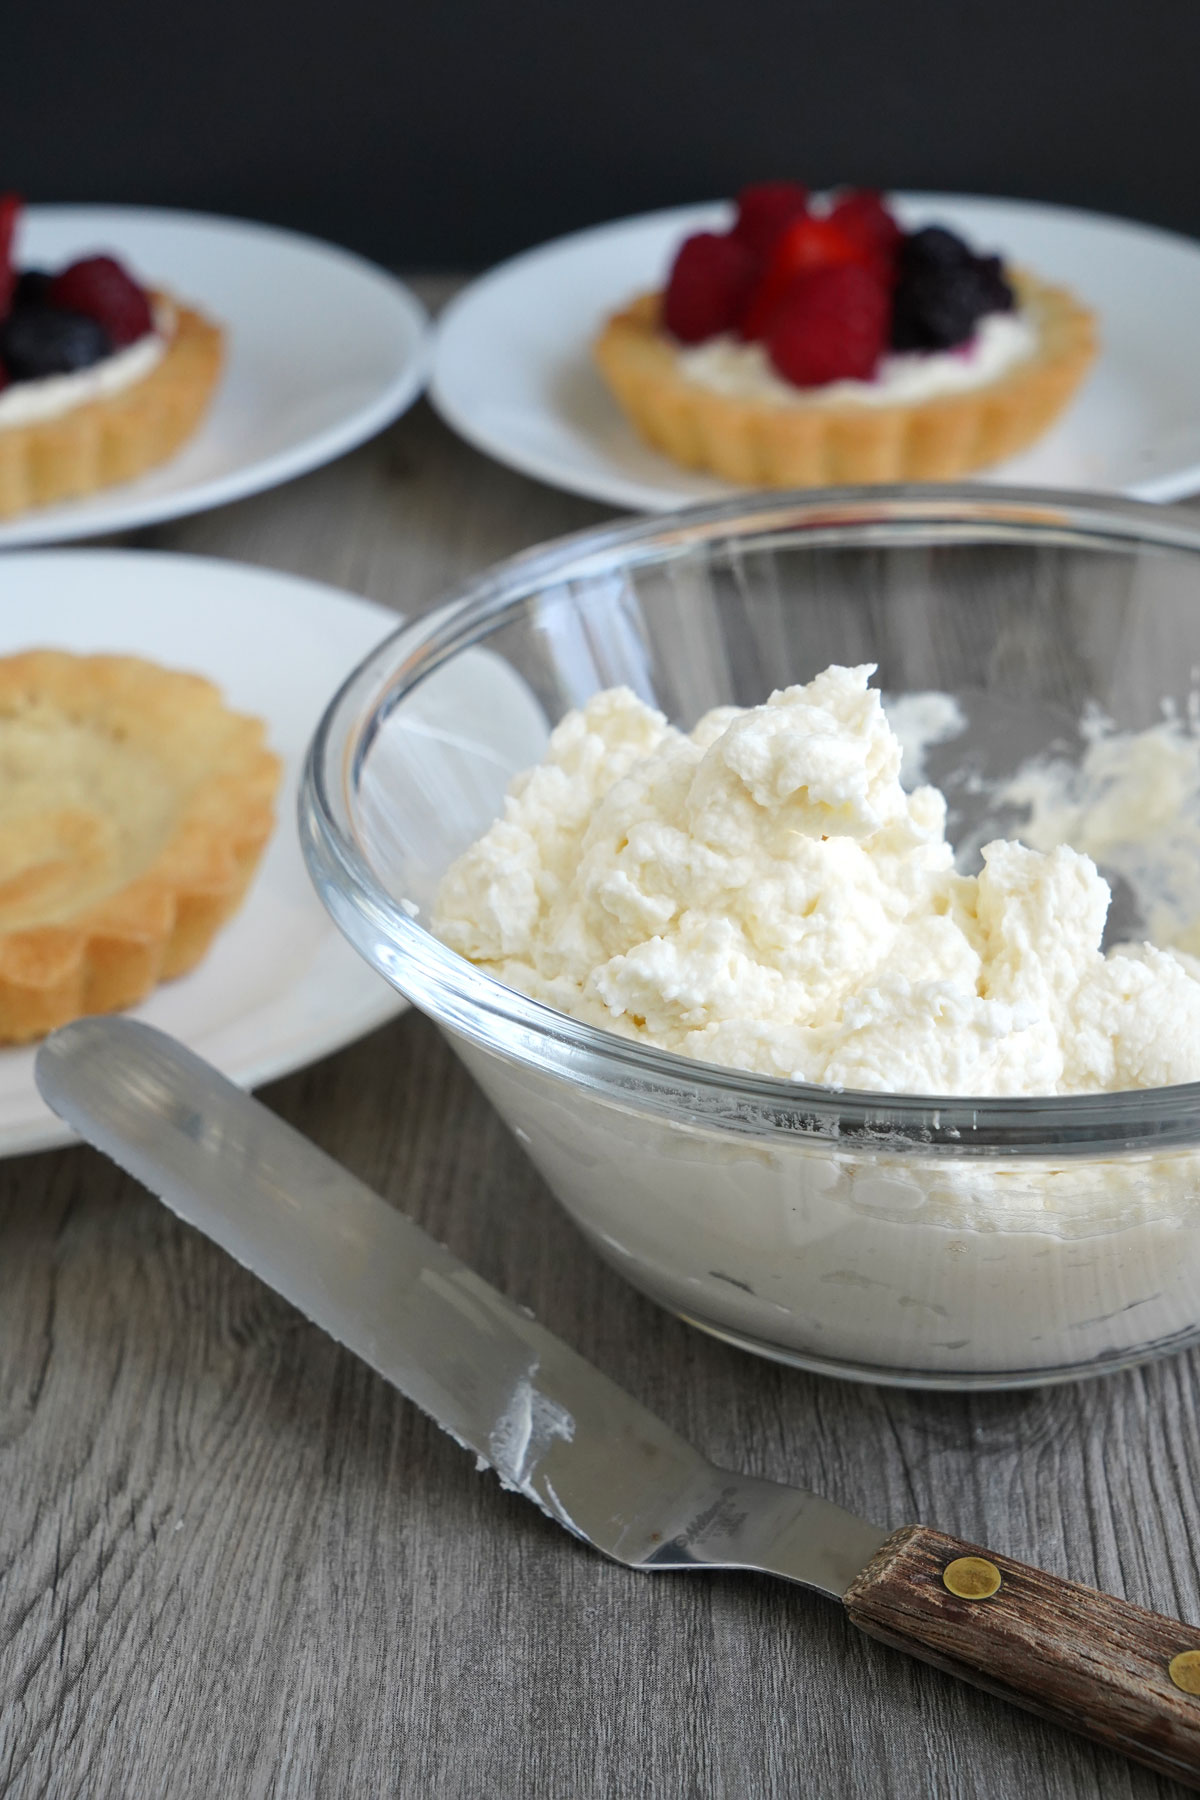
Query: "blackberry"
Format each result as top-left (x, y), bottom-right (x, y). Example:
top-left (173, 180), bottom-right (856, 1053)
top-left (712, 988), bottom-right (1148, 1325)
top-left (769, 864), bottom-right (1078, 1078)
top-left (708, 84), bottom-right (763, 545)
top-left (901, 226), bottom-right (973, 272)
top-left (0, 307), bottom-right (112, 380)
top-left (890, 225), bottom-right (1015, 352)
top-left (12, 268), bottom-right (53, 310)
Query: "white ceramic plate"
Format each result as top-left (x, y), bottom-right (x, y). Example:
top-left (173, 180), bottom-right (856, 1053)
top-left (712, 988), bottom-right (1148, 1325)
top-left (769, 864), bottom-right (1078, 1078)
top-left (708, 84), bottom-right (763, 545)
top-left (0, 551), bottom-right (409, 1156)
top-left (431, 193), bottom-right (1200, 511)
top-left (0, 206), bottom-right (429, 547)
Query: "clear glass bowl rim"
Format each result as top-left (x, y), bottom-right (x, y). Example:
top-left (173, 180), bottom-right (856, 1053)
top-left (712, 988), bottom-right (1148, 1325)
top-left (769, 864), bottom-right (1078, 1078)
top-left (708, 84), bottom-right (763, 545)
top-left (301, 482), bottom-right (1200, 1160)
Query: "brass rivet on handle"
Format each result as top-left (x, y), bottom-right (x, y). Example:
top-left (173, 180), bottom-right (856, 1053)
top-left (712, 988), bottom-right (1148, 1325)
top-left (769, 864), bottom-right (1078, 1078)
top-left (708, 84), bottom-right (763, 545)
top-left (1168, 1650), bottom-right (1200, 1694)
top-left (943, 1556), bottom-right (1002, 1600)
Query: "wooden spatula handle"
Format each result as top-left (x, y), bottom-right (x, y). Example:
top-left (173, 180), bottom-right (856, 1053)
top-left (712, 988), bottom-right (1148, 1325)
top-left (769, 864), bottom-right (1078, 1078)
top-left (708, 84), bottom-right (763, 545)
top-left (844, 1524), bottom-right (1200, 1788)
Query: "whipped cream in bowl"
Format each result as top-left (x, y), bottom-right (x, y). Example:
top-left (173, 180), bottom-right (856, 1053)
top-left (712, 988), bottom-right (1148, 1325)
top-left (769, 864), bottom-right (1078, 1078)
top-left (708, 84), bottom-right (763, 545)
top-left (302, 488), bottom-right (1200, 1390)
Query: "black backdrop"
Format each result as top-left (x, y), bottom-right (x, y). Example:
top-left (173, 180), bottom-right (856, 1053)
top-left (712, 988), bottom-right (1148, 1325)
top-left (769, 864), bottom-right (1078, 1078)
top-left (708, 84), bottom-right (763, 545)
top-left (2, 0), bottom-right (1196, 267)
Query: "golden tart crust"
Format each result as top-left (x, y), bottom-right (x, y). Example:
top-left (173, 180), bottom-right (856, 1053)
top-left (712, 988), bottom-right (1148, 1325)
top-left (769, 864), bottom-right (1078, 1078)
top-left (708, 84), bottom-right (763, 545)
top-left (594, 271), bottom-right (1097, 486)
top-left (0, 292), bottom-right (223, 520)
top-left (0, 651), bottom-right (280, 1043)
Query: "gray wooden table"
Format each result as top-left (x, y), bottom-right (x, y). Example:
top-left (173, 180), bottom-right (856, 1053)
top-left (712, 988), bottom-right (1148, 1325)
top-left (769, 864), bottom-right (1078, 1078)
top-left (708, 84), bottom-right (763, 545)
top-left (4, 283), bottom-right (1200, 1799)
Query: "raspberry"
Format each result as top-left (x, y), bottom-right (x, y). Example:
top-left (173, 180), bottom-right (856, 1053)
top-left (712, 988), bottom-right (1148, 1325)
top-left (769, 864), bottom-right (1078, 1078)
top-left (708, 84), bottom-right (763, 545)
top-left (0, 194), bottom-right (21, 321)
top-left (731, 182), bottom-right (809, 262)
top-left (766, 262), bottom-right (890, 387)
top-left (663, 231), bottom-right (757, 344)
top-left (890, 227), bottom-right (1014, 350)
top-left (826, 189), bottom-right (902, 271)
top-left (48, 255), bottom-right (153, 347)
top-left (741, 215), bottom-right (866, 341)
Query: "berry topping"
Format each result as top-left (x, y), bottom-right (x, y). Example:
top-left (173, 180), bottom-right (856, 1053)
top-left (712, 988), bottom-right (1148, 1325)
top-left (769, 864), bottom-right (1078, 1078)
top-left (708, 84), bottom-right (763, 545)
top-left (741, 214), bottom-right (868, 340)
top-left (48, 255), bottom-right (153, 347)
top-left (766, 262), bottom-right (890, 387)
top-left (902, 225), bottom-right (973, 269)
top-left (663, 231), bottom-right (757, 344)
top-left (732, 181), bottom-right (810, 261)
top-left (0, 308), bottom-right (113, 380)
top-left (826, 189), bottom-right (902, 270)
top-left (13, 269), bottom-right (53, 310)
top-left (890, 226), bottom-right (1014, 351)
top-left (0, 194), bottom-right (21, 321)
top-left (659, 180), bottom-right (1022, 390)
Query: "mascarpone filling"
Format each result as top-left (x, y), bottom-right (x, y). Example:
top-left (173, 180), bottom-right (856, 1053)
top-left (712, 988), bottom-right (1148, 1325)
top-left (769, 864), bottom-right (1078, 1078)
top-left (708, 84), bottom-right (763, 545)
top-left (677, 310), bottom-right (1035, 407)
top-left (0, 300), bottom-right (174, 431)
top-left (434, 666), bottom-right (1200, 1098)
top-left (433, 666), bottom-right (1200, 1381)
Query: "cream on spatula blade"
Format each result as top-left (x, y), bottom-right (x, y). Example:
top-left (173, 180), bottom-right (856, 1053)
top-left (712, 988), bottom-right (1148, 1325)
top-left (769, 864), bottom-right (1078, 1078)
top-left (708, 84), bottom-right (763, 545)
top-left (34, 1017), bottom-right (1200, 1789)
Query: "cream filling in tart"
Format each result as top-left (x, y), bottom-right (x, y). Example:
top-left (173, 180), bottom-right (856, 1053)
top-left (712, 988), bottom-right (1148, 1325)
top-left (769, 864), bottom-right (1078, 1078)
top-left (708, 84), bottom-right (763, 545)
top-left (0, 300), bottom-right (175, 430)
top-left (677, 309), bottom-right (1035, 407)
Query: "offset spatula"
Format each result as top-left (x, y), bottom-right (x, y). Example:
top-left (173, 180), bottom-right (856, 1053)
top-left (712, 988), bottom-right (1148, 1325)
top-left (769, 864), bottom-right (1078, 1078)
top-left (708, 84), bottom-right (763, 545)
top-left (35, 1018), bottom-right (1200, 1789)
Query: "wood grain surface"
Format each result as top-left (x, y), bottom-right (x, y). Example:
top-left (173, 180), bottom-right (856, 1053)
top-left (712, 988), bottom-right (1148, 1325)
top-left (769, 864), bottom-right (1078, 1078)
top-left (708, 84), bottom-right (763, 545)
top-left (3, 281), bottom-right (1200, 1799)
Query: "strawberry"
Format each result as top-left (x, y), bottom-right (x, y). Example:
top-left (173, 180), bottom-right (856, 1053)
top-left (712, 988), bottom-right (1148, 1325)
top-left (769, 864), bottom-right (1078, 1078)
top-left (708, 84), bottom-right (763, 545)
top-left (766, 262), bottom-right (890, 387)
top-left (731, 181), bottom-right (809, 262)
top-left (0, 194), bottom-right (22, 321)
top-left (48, 255), bottom-right (153, 346)
top-left (827, 189), bottom-right (902, 274)
top-left (741, 215), bottom-right (866, 340)
top-left (663, 231), bottom-right (757, 344)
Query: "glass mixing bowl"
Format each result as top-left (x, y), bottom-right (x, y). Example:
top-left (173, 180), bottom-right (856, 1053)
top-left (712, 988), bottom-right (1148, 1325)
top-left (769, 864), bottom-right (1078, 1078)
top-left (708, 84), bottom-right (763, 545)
top-left (301, 486), bottom-right (1200, 1390)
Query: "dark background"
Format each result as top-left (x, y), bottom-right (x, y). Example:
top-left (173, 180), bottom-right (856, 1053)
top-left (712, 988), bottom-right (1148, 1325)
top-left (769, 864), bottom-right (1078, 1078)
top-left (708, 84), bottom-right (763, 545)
top-left (3, 0), bottom-right (1196, 268)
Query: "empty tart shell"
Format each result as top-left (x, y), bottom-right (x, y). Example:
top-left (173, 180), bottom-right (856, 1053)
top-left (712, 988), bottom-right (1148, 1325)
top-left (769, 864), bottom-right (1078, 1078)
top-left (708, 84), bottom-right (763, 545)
top-left (594, 271), bottom-right (1097, 486)
top-left (0, 651), bottom-right (280, 1043)
top-left (0, 293), bottom-right (224, 520)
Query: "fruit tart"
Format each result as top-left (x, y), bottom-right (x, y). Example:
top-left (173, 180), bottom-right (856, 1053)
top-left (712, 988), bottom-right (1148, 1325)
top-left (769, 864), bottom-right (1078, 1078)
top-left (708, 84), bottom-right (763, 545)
top-left (0, 651), bottom-right (280, 1042)
top-left (0, 195), bottom-right (223, 518)
top-left (594, 183), bottom-right (1096, 486)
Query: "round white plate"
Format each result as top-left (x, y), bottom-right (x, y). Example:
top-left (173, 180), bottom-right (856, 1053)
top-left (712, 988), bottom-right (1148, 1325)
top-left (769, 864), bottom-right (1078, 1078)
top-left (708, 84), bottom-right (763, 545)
top-left (0, 206), bottom-right (430, 547)
top-left (431, 193), bottom-right (1200, 511)
top-left (0, 551), bottom-right (407, 1157)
